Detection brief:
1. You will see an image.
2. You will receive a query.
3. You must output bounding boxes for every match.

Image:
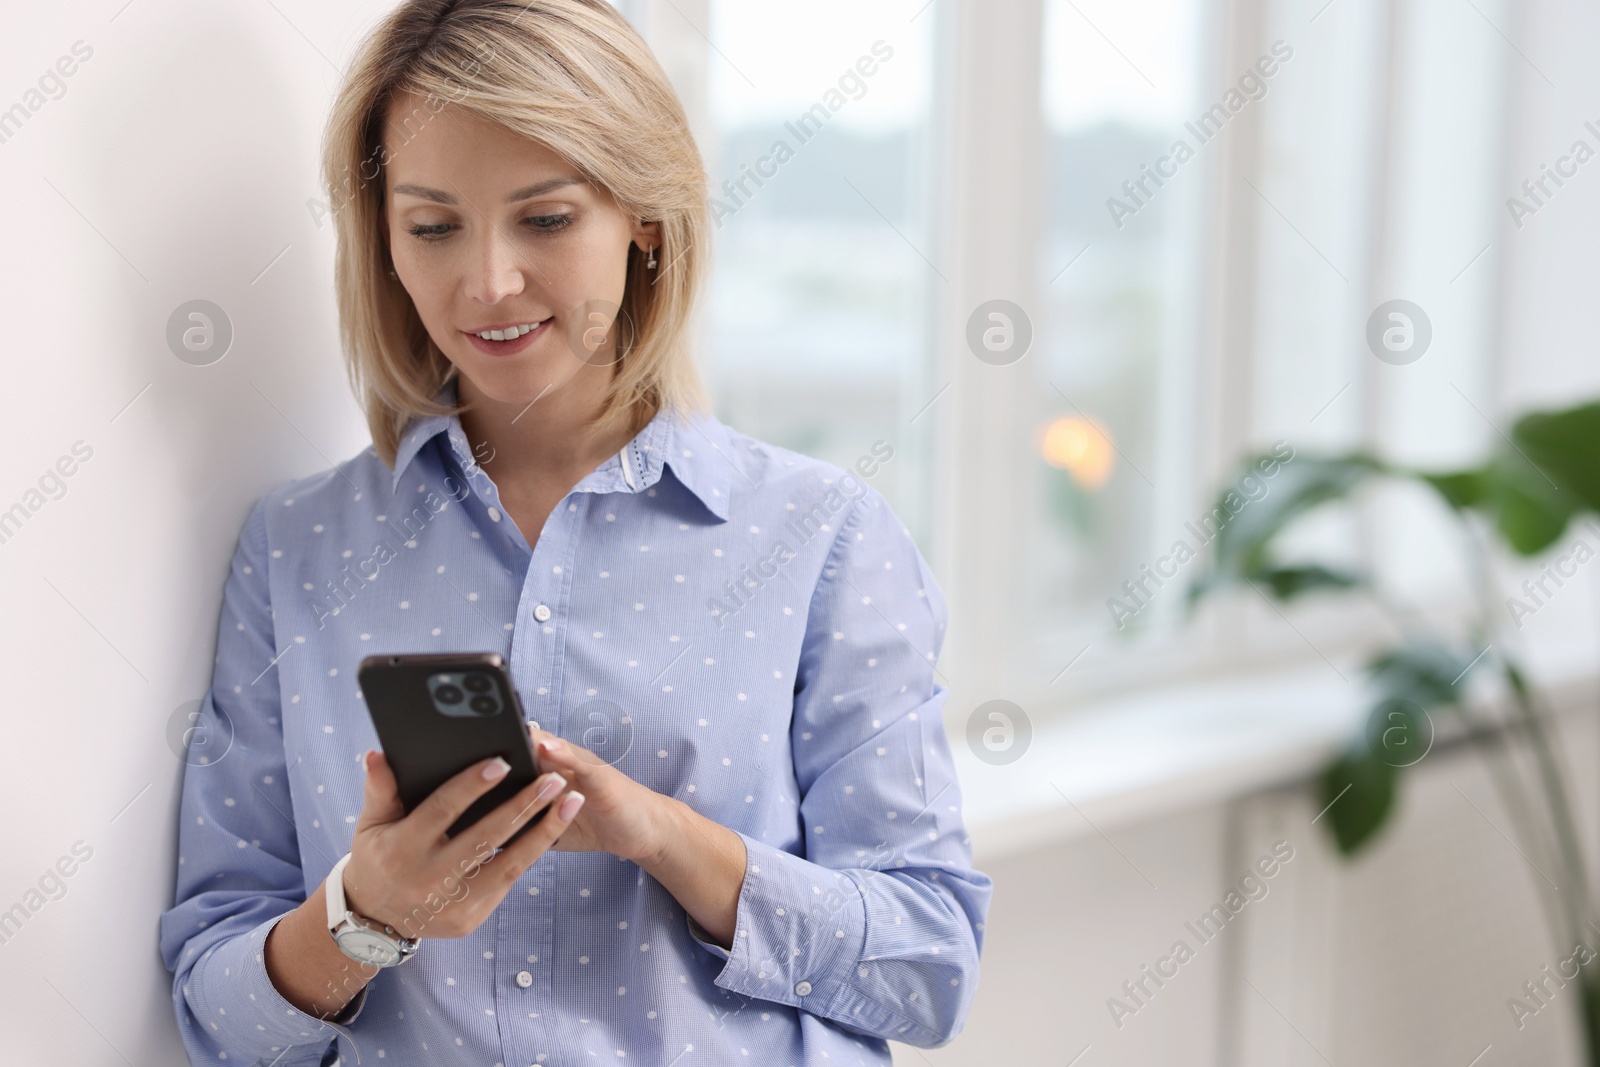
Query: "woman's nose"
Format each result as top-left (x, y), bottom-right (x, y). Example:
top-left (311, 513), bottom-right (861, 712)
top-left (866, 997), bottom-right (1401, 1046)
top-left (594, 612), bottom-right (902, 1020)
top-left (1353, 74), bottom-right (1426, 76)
top-left (463, 226), bottom-right (529, 304)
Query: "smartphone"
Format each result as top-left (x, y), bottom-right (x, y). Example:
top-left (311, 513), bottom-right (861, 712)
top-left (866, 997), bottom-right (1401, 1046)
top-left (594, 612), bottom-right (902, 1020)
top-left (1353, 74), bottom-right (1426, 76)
top-left (357, 652), bottom-right (547, 847)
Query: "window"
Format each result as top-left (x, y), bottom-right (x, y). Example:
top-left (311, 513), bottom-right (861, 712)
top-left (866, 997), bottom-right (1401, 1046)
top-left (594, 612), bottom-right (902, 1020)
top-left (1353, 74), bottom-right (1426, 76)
top-left (627, 0), bottom-right (1534, 716)
top-left (1024, 0), bottom-right (1204, 678)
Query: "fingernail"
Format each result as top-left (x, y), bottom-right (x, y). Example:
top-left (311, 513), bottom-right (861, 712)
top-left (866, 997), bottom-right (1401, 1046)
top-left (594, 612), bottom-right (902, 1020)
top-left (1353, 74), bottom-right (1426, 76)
top-left (483, 756), bottom-right (511, 781)
top-left (540, 738), bottom-right (564, 752)
top-left (558, 791), bottom-right (585, 820)
top-left (534, 774), bottom-right (563, 802)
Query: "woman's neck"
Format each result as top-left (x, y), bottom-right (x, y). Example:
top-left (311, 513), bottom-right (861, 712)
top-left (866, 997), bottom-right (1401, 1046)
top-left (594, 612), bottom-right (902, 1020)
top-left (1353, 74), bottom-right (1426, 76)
top-left (455, 364), bottom-right (641, 489)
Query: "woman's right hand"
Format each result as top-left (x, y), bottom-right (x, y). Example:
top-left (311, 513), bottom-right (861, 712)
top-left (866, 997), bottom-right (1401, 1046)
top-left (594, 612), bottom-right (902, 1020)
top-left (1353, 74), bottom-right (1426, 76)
top-left (340, 749), bottom-right (585, 940)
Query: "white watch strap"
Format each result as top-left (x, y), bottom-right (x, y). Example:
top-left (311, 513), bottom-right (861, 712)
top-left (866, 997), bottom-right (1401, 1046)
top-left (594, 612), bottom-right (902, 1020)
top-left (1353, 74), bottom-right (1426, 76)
top-left (327, 851), bottom-right (355, 933)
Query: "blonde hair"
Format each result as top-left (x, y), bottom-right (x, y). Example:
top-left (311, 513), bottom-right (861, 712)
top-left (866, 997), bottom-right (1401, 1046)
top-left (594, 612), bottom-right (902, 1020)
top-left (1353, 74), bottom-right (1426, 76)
top-left (321, 0), bottom-right (711, 466)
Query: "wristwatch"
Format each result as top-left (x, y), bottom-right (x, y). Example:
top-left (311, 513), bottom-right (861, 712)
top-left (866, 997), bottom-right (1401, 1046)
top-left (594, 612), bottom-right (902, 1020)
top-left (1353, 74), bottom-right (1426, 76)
top-left (325, 852), bottom-right (419, 967)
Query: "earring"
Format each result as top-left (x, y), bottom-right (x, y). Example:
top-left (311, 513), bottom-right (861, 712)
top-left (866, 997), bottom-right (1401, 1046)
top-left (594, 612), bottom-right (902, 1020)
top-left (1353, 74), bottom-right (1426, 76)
top-left (646, 244), bottom-right (657, 270)
top-left (388, 269), bottom-right (398, 279)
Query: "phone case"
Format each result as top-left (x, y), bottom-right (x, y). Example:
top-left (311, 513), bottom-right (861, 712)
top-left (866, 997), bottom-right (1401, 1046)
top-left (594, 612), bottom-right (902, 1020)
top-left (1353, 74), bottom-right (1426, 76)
top-left (357, 652), bottom-right (546, 847)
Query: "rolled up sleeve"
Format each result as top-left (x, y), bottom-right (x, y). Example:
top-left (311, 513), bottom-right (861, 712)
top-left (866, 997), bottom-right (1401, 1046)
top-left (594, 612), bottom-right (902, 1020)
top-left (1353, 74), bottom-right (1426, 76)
top-left (689, 486), bottom-right (992, 1047)
top-left (157, 495), bottom-right (366, 1066)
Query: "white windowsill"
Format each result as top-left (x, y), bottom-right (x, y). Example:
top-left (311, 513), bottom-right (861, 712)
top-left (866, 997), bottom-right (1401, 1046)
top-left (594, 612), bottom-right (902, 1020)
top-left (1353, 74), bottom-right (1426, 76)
top-left (956, 648), bottom-right (1599, 866)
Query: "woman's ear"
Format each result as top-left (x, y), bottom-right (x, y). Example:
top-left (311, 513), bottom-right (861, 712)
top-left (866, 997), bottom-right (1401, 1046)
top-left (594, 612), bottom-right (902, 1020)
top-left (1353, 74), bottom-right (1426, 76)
top-left (632, 217), bottom-right (661, 258)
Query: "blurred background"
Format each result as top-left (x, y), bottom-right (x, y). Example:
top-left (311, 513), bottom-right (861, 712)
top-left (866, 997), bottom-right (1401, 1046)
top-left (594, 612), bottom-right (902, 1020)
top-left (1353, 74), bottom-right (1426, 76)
top-left (3, 0), bottom-right (1600, 1063)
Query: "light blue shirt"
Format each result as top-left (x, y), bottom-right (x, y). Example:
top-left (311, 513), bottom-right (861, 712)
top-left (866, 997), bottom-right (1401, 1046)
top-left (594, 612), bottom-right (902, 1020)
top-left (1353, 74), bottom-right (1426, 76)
top-left (158, 378), bottom-right (991, 1066)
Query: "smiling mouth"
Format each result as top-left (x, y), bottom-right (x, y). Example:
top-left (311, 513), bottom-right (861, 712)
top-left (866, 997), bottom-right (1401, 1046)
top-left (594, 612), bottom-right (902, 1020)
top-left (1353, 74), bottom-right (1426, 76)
top-left (468, 319), bottom-right (549, 341)
top-left (463, 317), bottom-right (553, 355)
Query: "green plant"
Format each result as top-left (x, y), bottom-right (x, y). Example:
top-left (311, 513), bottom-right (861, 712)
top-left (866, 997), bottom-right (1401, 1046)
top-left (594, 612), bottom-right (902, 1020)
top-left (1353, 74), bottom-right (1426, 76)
top-left (1187, 400), bottom-right (1600, 1057)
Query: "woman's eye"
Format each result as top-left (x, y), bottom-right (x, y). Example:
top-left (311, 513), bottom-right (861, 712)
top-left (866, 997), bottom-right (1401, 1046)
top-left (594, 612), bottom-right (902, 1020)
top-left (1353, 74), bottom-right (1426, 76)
top-left (406, 223), bottom-right (451, 241)
top-left (404, 215), bottom-right (572, 242)
top-left (526, 213), bottom-right (573, 232)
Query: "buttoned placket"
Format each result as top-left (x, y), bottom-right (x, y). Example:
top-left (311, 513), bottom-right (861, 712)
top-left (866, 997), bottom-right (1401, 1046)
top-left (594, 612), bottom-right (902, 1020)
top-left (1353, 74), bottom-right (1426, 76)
top-left (436, 422), bottom-right (653, 1047)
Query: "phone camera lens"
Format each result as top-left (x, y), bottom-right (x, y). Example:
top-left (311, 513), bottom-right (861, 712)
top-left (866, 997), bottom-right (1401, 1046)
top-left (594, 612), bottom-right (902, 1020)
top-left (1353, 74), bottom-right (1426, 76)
top-left (469, 695), bottom-right (498, 715)
top-left (434, 684), bottom-right (464, 705)
top-left (463, 673), bottom-right (493, 694)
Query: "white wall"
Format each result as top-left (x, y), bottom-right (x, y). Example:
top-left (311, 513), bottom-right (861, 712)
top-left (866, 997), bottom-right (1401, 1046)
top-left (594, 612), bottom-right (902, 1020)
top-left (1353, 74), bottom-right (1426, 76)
top-left (901, 692), bottom-right (1600, 1067)
top-left (0, 3), bottom-right (371, 1062)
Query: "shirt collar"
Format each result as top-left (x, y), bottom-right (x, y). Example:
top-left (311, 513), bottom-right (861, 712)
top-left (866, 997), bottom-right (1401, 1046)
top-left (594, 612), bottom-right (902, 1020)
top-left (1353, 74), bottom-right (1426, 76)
top-left (387, 378), bottom-right (732, 522)
top-left (389, 379), bottom-right (461, 493)
top-left (654, 407), bottom-right (735, 522)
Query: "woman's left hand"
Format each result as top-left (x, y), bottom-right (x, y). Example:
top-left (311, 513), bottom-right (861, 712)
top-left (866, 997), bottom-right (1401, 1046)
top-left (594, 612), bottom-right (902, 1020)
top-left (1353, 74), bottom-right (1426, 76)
top-left (526, 725), bottom-right (675, 866)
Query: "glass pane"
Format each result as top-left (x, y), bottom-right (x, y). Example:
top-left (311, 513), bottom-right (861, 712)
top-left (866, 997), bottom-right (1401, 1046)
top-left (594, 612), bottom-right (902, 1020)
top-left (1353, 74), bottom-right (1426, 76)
top-left (703, 1), bottom-right (935, 543)
top-left (1369, 0), bottom-right (1503, 603)
top-left (1246, 0), bottom-right (1505, 650)
top-left (1241, 4), bottom-right (1384, 632)
top-left (1025, 0), bottom-right (1202, 673)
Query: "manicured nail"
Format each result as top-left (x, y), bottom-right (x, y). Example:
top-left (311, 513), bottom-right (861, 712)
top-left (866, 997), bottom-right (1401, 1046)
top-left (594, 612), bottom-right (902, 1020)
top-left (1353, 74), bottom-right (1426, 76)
top-left (540, 738), bottom-right (564, 752)
top-left (558, 791), bottom-right (585, 820)
top-left (534, 774), bottom-right (563, 802)
top-left (483, 756), bottom-right (511, 780)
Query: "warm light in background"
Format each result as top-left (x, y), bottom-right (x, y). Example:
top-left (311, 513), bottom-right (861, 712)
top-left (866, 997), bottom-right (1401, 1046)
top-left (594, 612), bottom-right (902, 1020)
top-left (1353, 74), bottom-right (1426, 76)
top-left (1038, 415), bottom-right (1115, 489)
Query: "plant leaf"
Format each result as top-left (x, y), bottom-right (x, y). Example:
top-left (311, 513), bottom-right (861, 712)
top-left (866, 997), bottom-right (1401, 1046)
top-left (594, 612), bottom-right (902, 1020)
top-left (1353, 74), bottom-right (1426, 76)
top-left (1485, 451), bottom-right (1579, 555)
top-left (1411, 404), bottom-right (1593, 554)
top-left (1207, 452), bottom-right (1383, 579)
top-left (1256, 564), bottom-right (1362, 601)
top-left (1420, 468), bottom-right (1488, 510)
top-left (1367, 642), bottom-right (1477, 708)
top-left (1317, 750), bottom-right (1397, 855)
top-left (1511, 401), bottom-right (1600, 514)
top-left (1369, 643), bottom-right (1478, 710)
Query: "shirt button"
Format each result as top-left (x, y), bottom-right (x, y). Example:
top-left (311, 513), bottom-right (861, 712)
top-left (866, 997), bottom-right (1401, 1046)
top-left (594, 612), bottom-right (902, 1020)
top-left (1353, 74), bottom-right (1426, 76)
top-left (794, 981), bottom-right (812, 996)
top-left (533, 604), bottom-right (552, 623)
top-left (515, 970), bottom-right (533, 988)
top-left (487, 506), bottom-right (502, 522)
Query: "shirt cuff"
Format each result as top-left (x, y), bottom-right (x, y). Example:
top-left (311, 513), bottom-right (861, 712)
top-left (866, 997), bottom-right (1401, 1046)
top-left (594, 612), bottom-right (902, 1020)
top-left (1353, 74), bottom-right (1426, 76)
top-left (685, 913), bottom-right (731, 960)
top-left (698, 832), bottom-right (868, 1015)
top-left (188, 910), bottom-right (369, 1054)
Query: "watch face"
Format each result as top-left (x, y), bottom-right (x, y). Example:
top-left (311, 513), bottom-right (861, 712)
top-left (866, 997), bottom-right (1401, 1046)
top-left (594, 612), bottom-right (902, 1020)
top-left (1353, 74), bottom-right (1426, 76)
top-left (336, 927), bottom-right (401, 967)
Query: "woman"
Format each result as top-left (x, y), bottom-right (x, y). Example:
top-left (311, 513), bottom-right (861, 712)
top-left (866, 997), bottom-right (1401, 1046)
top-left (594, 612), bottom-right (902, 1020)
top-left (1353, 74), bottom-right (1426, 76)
top-left (157, 2), bottom-right (990, 1064)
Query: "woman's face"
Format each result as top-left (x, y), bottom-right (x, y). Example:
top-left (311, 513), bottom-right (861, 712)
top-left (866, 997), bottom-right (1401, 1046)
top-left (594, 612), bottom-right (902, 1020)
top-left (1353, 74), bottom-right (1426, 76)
top-left (381, 93), bottom-right (655, 408)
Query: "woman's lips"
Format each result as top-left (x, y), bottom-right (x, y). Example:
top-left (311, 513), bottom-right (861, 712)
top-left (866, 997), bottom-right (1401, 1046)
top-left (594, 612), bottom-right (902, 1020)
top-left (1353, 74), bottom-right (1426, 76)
top-left (464, 318), bottom-right (551, 356)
